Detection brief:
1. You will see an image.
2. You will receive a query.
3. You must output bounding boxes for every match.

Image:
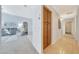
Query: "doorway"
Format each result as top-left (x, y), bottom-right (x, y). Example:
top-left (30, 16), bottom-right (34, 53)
top-left (43, 6), bottom-right (52, 49)
top-left (65, 21), bottom-right (72, 34)
top-left (22, 22), bottom-right (28, 35)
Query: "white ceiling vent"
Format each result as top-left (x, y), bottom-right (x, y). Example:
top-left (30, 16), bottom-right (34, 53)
top-left (24, 5), bottom-right (27, 7)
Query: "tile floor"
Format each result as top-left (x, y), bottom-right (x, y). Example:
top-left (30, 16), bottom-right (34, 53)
top-left (44, 34), bottom-right (79, 54)
top-left (0, 34), bottom-right (38, 54)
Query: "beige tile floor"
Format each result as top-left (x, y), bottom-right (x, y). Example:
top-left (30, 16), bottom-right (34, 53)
top-left (44, 34), bottom-right (79, 54)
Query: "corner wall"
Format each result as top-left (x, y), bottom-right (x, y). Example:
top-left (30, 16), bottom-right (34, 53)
top-left (76, 8), bottom-right (79, 41)
top-left (0, 5), bottom-right (1, 45)
top-left (52, 9), bottom-right (61, 44)
top-left (31, 6), bottom-right (42, 53)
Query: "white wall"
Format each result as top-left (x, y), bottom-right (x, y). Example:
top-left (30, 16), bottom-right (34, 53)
top-left (46, 6), bottom-right (61, 44)
top-left (76, 8), bottom-right (79, 41)
top-left (52, 10), bottom-right (61, 44)
top-left (72, 18), bottom-right (76, 37)
top-left (31, 6), bottom-right (42, 53)
top-left (0, 6), bottom-right (1, 45)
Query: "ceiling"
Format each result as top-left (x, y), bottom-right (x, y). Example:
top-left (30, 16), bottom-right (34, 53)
top-left (2, 5), bottom-right (37, 18)
top-left (51, 5), bottom-right (78, 16)
top-left (2, 5), bottom-right (78, 19)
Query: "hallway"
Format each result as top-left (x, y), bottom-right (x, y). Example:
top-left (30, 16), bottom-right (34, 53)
top-left (44, 34), bottom-right (79, 54)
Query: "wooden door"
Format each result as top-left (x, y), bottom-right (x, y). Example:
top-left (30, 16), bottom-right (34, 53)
top-left (43, 6), bottom-right (48, 49)
top-left (47, 10), bottom-right (51, 46)
top-left (43, 6), bottom-right (51, 49)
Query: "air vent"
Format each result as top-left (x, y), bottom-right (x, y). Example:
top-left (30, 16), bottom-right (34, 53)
top-left (24, 5), bottom-right (27, 7)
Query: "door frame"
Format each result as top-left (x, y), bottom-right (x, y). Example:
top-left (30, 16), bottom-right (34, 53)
top-left (41, 5), bottom-right (52, 53)
top-left (65, 21), bottom-right (72, 34)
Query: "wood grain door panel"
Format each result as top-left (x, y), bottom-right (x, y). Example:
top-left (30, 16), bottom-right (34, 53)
top-left (47, 10), bottom-right (51, 46)
top-left (43, 6), bottom-right (51, 49)
top-left (48, 24), bottom-right (51, 45)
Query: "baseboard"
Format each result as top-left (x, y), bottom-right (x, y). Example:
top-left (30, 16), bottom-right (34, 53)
top-left (29, 39), bottom-right (39, 54)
